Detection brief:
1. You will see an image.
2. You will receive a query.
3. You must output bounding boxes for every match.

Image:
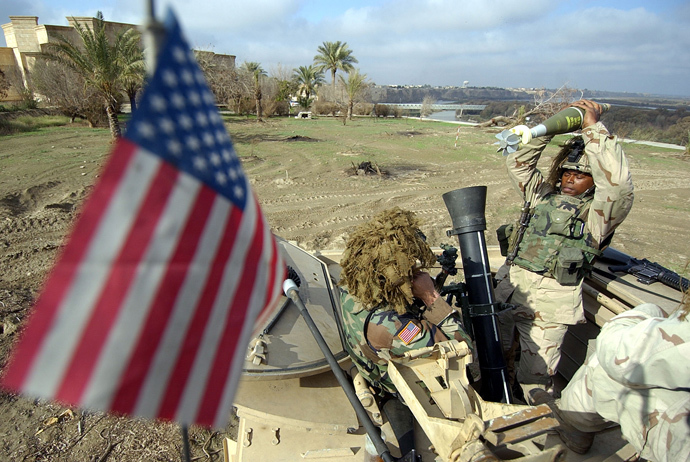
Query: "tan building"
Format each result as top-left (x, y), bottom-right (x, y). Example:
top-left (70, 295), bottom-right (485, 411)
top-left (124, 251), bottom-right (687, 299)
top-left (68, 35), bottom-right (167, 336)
top-left (1, 15), bottom-right (235, 104)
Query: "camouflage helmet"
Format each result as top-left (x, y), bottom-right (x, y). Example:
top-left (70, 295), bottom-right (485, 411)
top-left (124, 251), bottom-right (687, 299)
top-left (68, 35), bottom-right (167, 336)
top-left (558, 136), bottom-right (590, 174)
top-left (339, 207), bottom-right (436, 315)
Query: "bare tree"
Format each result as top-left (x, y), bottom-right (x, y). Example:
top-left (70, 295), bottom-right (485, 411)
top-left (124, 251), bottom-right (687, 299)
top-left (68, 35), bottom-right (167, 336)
top-left (0, 69), bottom-right (9, 100)
top-left (420, 95), bottom-right (435, 118)
top-left (195, 50), bottom-right (239, 109)
top-left (31, 58), bottom-right (107, 127)
top-left (478, 84), bottom-right (582, 128)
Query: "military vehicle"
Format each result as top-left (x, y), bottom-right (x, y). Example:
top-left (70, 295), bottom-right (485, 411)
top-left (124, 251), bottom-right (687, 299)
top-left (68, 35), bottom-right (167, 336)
top-left (222, 185), bottom-right (686, 462)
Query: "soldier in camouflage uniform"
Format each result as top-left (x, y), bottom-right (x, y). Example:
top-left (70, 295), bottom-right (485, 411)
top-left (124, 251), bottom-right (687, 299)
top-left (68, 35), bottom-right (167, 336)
top-left (548, 302), bottom-right (690, 461)
top-left (495, 99), bottom-right (634, 396)
top-left (338, 208), bottom-right (472, 394)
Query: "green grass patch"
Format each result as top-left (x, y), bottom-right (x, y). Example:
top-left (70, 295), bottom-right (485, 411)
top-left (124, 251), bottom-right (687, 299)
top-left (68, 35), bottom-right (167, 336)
top-left (0, 115), bottom-right (72, 136)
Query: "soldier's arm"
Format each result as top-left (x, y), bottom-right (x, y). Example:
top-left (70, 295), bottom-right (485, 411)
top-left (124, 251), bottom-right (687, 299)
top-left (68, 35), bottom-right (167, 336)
top-left (582, 122), bottom-right (634, 245)
top-left (595, 303), bottom-right (689, 390)
top-left (412, 273), bottom-right (473, 348)
top-left (505, 136), bottom-right (552, 202)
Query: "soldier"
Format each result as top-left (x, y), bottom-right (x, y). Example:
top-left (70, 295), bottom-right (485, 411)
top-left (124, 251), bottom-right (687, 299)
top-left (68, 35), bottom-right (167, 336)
top-left (338, 207), bottom-right (473, 395)
top-left (530, 301), bottom-right (690, 460)
top-left (495, 99), bottom-right (634, 399)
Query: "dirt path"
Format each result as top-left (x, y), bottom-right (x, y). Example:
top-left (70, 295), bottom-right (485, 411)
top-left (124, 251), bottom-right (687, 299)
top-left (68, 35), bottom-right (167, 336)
top-left (0, 119), bottom-right (688, 460)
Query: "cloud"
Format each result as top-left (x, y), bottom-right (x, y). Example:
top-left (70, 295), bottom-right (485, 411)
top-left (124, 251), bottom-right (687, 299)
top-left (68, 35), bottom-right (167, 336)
top-left (2, 0), bottom-right (689, 95)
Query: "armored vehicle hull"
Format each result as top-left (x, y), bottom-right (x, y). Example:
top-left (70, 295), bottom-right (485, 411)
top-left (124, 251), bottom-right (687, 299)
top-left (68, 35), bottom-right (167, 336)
top-left (223, 237), bottom-right (683, 462)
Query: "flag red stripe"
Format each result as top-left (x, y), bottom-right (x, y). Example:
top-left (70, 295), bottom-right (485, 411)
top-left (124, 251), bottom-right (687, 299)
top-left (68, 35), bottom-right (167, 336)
top-left (157, 205), bottom-right (243, 420)
top-left (56, 160), bottom-right (179, 403)
top-left (196, 210), bottom-right (266, 425)
top-left (0, 140), bottom-right (138, 390)
top-left (109, 184), bottom-right (217, 415)
top-left (262, 226), bottom-right (283, 321)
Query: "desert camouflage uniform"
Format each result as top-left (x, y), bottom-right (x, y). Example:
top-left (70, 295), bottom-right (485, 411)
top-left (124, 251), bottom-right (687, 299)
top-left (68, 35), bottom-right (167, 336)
top-left (496, 122), bottom-right (634, 388)
top-left (340, 287), bottom-right (472, 394)
top-left (559, 303), bottom-right (690, 462)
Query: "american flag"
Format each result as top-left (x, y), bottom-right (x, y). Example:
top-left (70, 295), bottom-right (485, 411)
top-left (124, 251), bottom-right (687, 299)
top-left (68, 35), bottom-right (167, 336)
top-left (397, 321), bottom-right (421, 345)
top-left (1, 11), bottom-right (284, 428)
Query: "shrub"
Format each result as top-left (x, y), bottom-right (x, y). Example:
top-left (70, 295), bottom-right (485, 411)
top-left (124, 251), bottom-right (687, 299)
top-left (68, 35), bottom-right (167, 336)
top-left (313, 101), bottom-right (341, 116)
top-left (353, 102), bottom-right (373, 116)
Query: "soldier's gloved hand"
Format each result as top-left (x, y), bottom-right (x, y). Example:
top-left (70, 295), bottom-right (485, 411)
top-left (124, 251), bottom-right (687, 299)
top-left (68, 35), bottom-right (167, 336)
top-left (509, 125), bottom-right (532, 145)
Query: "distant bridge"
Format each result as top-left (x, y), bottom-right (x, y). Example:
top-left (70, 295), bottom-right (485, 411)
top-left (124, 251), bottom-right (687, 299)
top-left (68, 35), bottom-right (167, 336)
top-left (380, 103), bottom-right (486, 111)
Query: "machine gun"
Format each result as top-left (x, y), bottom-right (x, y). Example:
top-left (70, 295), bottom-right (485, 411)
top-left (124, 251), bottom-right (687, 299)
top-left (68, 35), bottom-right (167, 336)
top-left (602, 247), bottom-right (689, 292)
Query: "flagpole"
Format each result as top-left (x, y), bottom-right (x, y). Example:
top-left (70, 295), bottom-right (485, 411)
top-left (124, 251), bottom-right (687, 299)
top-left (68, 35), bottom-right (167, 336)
top-left (142, 0), bottom-right (166, 75)
top-left (143, 4), bottom-right (190, 459)
top-left (181, 425), bottom-right (192, 462)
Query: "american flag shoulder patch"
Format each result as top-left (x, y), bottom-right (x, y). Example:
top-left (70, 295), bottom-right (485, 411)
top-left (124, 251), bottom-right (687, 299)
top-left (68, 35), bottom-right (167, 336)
top-left (396, 320), bottom-right (421, 345)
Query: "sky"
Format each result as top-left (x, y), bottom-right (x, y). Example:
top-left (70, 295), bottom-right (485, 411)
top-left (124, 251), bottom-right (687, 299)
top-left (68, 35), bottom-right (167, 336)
top-left (2, 0), bottom-right (689, 97)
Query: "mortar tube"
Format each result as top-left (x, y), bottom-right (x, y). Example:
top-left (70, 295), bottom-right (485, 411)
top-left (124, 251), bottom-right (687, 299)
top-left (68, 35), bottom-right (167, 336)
top-left (443, 186), bottom-right (512, 404)
top-left (283, 280), bottom-right (396, 462)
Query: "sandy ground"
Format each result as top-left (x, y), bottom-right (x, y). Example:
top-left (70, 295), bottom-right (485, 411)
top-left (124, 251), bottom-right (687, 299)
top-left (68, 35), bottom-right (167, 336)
top-left (0, 118), bottom-right (688, 460)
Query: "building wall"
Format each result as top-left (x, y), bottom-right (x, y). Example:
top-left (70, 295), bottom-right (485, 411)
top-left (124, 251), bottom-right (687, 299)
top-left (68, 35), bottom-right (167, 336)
top-left (0, 15), bottom-right (236, 104)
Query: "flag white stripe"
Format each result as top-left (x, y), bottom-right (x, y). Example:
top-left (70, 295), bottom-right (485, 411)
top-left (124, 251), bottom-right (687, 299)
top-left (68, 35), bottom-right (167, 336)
top-left (134, 194), bottom-right (231, 417)
top-left (83, 168), bottom-right (200, 408)
top-left (24, 151), bottom-right (160, 396)
top-left (214, 212), bottom-right (274, 425)
top-left (176, 187), bottom-right (257, 423)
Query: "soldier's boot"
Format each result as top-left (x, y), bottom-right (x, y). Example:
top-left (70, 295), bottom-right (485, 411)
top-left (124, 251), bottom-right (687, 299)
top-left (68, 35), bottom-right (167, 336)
top-left (528, 389), bottom-right (594, 454)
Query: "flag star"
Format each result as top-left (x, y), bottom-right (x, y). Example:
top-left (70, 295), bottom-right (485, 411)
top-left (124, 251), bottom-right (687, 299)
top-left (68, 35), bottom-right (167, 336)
top-left (162, 69), bottom-right (178, 87)
top-left (203, 132), bottom-right (216, 147)
top-left (178, 114), bottom-right (194, 130)
top-left (193, 156), bottom-right (207, 171)
top-left (173, 46), bottom-right (188, 63)
top-left (188, 91), bottom-right (201, 106)
top-left (233, 184), bottom-right (244, 200)
top-left (203, 90), bottom-right (215, 104)
top-left (209, 152), bottom-right (221, 166)
top-left (217, 130), bottom-right (228, 144)
top-left (181, 69), bottom-right (195, 85)
top-left (215, 171), bottom-right (227, 185)
top-left (222, 148), bottom-right (233, 162)
top-left (150, 94), bottom-right (167, 112)
top-left (167, 139), bottom-right (183, 156)
top-left (171, 92), bottom-right (186, 109)
top-left (186, 135), bottom-right (201, 151)
top-left (196, 112), bottom-right (208, 126)
top-left (159, 117), bottom-right (176, 134)
top-left (228, 166), bottom-right (239, 181)
top-left (137, 121), bottom-right (156, 139)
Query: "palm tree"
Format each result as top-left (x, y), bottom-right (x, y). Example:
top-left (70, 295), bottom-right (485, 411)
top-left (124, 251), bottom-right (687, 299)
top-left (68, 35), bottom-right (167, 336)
top-left (339, 69), bottom-right (368, 120)
top-left (313, 41), bottom-right (358, 95)
top-left (293, 65), bottom-right (325, 103)
top-left (117, 29), bottom-right (145, 112)
top-left (42, 12), bottom-right (143, 139)
top-left (242, 61), bottom-right (266, 122)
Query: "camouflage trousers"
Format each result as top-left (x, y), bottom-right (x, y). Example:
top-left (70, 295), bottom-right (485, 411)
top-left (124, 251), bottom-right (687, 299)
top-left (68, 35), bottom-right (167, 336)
top-left (498, 308), bottom-right (568, 391)
top-left (560, 354), bottom-right (690, 462)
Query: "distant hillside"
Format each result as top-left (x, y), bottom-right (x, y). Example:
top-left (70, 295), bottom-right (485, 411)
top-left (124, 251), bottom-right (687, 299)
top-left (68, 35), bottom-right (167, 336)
top-left (369, 85), bottom-right (690, 109)
top-left (369, 85), bottom-right (531, 103)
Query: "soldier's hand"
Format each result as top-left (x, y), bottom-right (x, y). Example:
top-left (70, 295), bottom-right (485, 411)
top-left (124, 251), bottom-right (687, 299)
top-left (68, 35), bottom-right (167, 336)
top-left (412, 272), bottom-right (440, 306)
top-left (571, 99), bottom-right (602, 128)
top-left (509, 125), bottom-right (532, 145)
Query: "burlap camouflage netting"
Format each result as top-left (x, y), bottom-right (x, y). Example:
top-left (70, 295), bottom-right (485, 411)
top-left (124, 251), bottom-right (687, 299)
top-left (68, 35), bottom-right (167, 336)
top-left (339, 207), bottom-right (436, 315)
